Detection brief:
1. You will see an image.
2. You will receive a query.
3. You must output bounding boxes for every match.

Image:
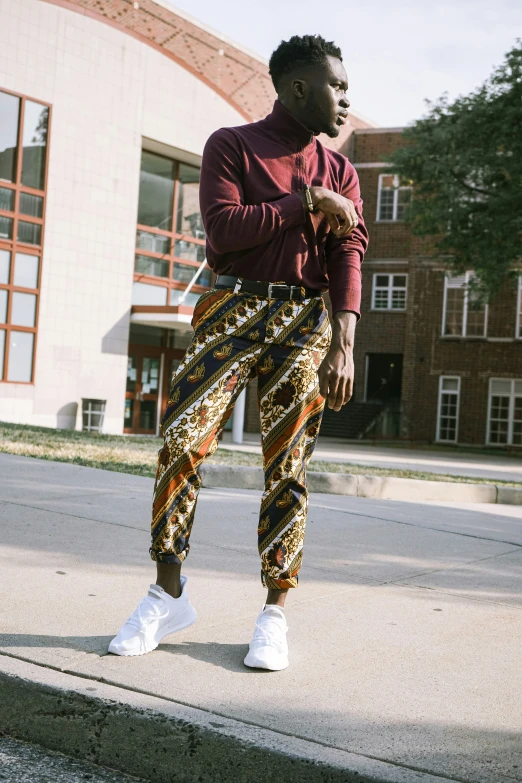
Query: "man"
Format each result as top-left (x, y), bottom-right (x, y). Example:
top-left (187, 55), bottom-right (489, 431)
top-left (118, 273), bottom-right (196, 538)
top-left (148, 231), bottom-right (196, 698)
top-left (109, 34), bottom-right (368, 670)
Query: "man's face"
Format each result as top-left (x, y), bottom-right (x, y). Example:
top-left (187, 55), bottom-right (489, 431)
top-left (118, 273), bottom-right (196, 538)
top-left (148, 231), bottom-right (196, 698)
top-left (299, 56), bottom-right (350, 138)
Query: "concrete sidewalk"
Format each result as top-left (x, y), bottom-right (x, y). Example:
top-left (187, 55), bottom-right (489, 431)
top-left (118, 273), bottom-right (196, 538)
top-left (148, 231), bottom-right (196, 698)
top-left (221, 432), bottom-right (522, 483)
top-left (1, 453), bottom-right (522, 783)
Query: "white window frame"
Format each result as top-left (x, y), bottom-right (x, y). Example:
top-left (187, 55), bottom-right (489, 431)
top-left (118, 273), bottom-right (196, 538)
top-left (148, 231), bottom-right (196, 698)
top-left (376, 173), bottom-right (412, 222)
top-left (441, 271), bottom-right (488, 338)
top-left (486, 378), bottom-right (522, 447)
top-left (371, 273), bottom-right (408, 311)
top-left (515, 275), bottom-right (522, 340)
top-left (436, 375), bottom-right (461, 443)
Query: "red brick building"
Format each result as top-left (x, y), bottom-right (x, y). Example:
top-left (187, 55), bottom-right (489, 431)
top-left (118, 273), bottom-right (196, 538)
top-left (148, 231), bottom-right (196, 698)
top-left (318, 129), bottom-right (522, 448)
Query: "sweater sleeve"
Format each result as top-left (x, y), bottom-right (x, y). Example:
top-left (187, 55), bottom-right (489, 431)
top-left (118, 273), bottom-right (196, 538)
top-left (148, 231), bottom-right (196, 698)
top-left (199, 128), bottom-right (306, 255)
top-left (325, 160), bottom-right (369, 318)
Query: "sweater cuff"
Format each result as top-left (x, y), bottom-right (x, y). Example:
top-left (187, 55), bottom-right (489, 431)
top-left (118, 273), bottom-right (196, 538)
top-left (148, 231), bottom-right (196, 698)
top-left (329, 275), bottom-right (362, 320)
top-left (273, 192), bottom-right (306, 228)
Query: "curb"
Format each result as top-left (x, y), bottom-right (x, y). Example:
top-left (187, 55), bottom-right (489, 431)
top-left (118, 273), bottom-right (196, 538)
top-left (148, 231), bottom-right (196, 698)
top-left (200, 464), bottom-right (522, 505)
top-left (0, 656), bottom-right (460, 783)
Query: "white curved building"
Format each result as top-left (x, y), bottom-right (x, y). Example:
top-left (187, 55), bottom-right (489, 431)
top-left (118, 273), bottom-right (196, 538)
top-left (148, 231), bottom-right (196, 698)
top-left (0, 0), bottom-right (373, 434)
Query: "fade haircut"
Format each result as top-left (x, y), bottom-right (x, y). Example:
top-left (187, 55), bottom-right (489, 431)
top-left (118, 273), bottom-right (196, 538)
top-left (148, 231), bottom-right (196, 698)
top-left (269, 34), bottom-right (343, 92)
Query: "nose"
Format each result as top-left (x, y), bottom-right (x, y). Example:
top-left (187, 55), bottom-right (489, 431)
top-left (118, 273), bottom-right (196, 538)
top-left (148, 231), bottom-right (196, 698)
top-left (340, 96), bottom-right (350, 109)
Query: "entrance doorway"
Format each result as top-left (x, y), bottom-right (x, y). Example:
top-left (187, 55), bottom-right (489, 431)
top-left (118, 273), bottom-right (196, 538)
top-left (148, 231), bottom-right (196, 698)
top-left (365, 354), bottom-right (403, 403)
top-left (124, 345), bottom-right (184, 434)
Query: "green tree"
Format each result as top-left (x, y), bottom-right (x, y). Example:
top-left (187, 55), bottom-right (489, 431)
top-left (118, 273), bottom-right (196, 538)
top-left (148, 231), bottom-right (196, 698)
top-left (386, 41), bottom-right (522, 298)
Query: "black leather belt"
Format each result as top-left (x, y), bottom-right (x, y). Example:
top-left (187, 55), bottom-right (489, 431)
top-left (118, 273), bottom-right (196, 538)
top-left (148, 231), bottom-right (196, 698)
top-left (214, 275), bottom-right (323, 301)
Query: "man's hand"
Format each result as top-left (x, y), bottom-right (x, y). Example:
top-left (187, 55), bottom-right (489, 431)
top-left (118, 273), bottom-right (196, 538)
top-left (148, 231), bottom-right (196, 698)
top-left (318, 311), bottom-right (357, 411)
top-left (310, 187), bottom-right (359, 238)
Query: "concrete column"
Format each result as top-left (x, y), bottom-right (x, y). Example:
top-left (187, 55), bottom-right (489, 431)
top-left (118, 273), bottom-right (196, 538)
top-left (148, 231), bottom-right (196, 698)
top-left (232, 388), bottom-right (246, 444)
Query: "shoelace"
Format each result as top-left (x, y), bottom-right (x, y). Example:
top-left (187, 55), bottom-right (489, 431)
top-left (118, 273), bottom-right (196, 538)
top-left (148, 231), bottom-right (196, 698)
top-left (252, 615), bottom-right (287, 651)
top-left (126, 590), bottom-right (169, 632)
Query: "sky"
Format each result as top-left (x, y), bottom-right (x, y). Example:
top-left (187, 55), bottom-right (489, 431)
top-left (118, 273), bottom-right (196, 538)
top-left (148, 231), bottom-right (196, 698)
top-left (166, 0), bottom-right (521, 127)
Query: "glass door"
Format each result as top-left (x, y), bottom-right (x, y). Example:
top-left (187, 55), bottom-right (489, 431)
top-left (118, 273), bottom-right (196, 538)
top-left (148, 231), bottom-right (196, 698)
top-left (124, 354), bottom-right (161, 434)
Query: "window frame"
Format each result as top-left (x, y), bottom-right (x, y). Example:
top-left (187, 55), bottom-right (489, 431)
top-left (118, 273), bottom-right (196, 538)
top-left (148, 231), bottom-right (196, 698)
top-left (515, 274), bottom-right (522, 340)
top-left (441, 271), bottom-right (488, 338)
top-left (133, 153), bottom-right (211, 305)
top-left (436, 375), bottom-right (461, 444)
top-left (486, 378), bottom-right (522, 447)
top-left (371, 273), bottom-right (408, 311)
top-left (376, 173), bottom-right (412, 222)
top-left (0, 87), bottom-right (50, 385)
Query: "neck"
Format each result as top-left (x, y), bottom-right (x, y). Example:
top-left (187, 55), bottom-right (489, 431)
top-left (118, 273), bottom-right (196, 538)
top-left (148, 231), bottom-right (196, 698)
top-left (278, 98), bottom-right (316, 135)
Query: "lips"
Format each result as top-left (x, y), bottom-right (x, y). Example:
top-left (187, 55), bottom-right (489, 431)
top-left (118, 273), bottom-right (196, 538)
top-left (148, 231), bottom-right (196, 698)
top-left (337, 113), bottom-right (349, 125)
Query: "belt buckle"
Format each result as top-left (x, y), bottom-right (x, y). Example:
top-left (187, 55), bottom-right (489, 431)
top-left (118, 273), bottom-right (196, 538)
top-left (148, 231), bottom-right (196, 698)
top-left (233, 278), bottom-right (242, 294)
top-left (267, 283), bottom-right (274, 299)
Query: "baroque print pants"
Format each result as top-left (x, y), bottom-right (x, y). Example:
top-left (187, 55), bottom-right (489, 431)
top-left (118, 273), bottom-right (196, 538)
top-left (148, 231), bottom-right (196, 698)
top-left (151, 288), bottom-right (332, 589)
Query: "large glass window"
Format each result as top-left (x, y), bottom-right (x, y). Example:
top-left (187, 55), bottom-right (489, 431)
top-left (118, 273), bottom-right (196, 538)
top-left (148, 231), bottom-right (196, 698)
top-left (0, 91), bottom-right (20, 183)
top-left (177, 163), bottom-right (205, 239)
top-left (488, 379), bottom-right (522, 446)
top-left (0, 89), bottom-right (48, 384)
top-left (21, 100), bottom-right (49, 191)
top-left (137, 151), bottom-right (175, 231)
top-left (442, 272), bottom-right (487, 337)
top-left (134, 151), bottom-right (211, 306)
top-left (437, 376), bottom-right (460, 443)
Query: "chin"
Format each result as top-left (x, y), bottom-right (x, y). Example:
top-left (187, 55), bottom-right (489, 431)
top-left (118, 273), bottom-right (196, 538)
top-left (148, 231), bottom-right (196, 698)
top-left (324, 125), bottom-right (341, 138)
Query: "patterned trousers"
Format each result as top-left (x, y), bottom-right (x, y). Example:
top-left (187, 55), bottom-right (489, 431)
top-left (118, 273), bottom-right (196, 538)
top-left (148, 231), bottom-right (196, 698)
top-left (151, 288), bottom-right (332, 589)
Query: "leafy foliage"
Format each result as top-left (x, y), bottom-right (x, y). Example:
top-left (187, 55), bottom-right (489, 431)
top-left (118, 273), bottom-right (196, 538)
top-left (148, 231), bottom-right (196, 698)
top-left (386, 42), bottom-right (522, 298)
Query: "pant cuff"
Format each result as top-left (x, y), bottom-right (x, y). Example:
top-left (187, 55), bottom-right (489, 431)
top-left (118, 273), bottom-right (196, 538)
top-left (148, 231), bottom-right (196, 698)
top-left (149, 548), bottom-right (187, 565)
top-left (262, 572), bottom-right (299, 589)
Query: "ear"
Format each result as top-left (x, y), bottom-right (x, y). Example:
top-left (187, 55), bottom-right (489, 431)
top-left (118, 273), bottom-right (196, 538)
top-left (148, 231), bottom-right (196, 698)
top-left (291, 78), bottom-right (307, 100)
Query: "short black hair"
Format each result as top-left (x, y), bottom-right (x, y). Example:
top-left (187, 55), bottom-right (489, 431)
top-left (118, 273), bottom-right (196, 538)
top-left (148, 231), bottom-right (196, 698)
top-left (269, 34), bottom-right (343, 91)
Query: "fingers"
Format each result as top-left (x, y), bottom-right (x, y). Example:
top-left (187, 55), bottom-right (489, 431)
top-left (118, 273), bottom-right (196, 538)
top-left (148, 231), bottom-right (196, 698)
top-left (326, 213), bottom-right (340, 234)
top-left (336, 202), bottom-right (359, 237)
top-left (343, 374), bottom-right (353, 406)
top-left (332, 376), bottom-right (345, 412)
top-left (318, 365), bottom-right (330, 400)
top-left (316, 194), bottom-right (359, 237)
top-left (324, 371), bottom-right (354, 411)
top-left (328, 374), bottom-right (339, 410)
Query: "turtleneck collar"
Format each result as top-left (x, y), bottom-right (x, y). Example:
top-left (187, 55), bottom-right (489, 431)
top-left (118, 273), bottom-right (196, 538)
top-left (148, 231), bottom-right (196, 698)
top-left (261, 100), bottom-right (316, 151)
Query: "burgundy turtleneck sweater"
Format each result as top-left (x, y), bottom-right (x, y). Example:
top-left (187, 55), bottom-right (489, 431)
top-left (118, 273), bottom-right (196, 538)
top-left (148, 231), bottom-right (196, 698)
top-left (199, 100), bottom-right (368, 317)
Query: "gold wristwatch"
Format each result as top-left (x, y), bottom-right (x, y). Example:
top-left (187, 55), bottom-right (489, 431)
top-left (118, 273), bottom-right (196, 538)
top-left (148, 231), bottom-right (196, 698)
top-left (303, 184), bottom-right (314, 213)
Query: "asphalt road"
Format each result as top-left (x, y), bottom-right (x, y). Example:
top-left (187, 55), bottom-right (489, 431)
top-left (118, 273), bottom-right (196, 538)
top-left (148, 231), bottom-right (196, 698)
top-left (0, 737), bottom-right (145, 782)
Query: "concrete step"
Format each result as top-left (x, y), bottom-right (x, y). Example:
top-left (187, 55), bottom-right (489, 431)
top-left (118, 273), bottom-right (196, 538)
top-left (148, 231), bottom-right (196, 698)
top-left (0, 657), bottom-right (460, 783)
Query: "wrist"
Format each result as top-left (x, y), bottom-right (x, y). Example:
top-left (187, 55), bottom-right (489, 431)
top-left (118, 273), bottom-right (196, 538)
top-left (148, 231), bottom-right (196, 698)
top-left (309, 186), bottom-right (327, 207)
top-left (331, 311), bottom-right (356, 350)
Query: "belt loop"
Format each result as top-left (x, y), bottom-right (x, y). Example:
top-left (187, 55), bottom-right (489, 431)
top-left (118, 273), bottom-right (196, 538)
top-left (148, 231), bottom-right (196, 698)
top-left (233, 278), bottom-right (242, 294)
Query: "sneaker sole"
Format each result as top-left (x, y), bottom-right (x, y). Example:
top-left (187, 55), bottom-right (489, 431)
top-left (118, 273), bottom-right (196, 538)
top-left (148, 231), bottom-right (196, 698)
top-left (243, 650), bottom-right (289, 671)
top-left (108, 605), bottom-right (197, 657)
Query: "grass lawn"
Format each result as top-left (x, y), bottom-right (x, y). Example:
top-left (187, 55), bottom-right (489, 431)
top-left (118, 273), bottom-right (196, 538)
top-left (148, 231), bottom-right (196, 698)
top-left (0, 420), bottom-right (519, 487)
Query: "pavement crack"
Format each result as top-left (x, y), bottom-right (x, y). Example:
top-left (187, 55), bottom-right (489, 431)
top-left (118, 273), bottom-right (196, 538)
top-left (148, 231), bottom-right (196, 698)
top-left (387, 545), bottom-right (522, 582)
top-left (0, 499), bottom-right (147, 532)
top-left (309, 503), bottom-right (522, 548)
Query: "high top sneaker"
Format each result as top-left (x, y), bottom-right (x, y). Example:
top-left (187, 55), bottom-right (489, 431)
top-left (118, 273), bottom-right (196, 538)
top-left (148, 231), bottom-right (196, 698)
top-left (108, 576), bottom-right (196, 656)
top-left (244, 604), bottom-right (289, 671)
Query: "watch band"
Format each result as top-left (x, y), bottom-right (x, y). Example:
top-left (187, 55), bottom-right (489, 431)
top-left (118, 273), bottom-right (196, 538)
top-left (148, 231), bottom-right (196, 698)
top-left (303, 184), bottom-right (314, 213)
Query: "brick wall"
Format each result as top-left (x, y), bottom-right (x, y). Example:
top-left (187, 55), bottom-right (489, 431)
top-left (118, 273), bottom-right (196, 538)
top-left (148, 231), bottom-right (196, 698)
top-left (350, 129), bottom-right (522, 447)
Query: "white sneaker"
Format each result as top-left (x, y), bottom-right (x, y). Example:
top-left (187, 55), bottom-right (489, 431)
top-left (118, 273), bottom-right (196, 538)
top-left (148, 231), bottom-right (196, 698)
top-left (244, 605), bottom-right (289, 671)
top-left (108, 577), bottom-right (197, 656)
